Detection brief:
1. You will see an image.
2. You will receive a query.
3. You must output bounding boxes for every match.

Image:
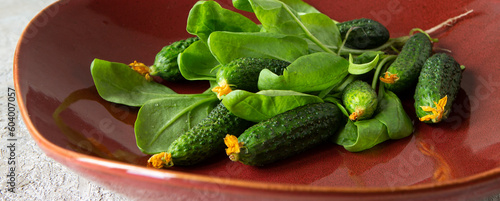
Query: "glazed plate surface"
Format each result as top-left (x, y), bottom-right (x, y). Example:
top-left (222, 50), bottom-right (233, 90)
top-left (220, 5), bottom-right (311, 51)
top-left (14, 0), bottom-right (500, 200)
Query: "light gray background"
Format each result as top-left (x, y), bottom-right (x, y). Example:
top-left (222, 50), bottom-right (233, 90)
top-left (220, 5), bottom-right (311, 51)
top-left (0, 0), bottom-right (498, 200)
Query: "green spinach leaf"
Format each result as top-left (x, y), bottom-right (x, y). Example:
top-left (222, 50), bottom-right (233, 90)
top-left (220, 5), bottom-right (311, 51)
top-left (348, 51), bottom-right (383, 75)
top-left (178, 40), bottom-right (219, 80)
top-left (208, 31), bottom-right (308, 64)
top-left (333, 90), bottom-right (413, 152)
top-left (353, 51), bottom-right (384, 64)
top-left (186, 1), bottom-right (260, 43)
top-left (233, 0), bottom-right (254, 12)
top-left (335, 119), bottom-right (390, 152)
top-left (135, 94), bottom-right (218, 154)
top-left (374, 90), bottom-right (414, 139)
top-left (90, 59), bottom-right (177, 107)
top-left (299, 13), bottom-right (341, 52)
top-left (249, 0), bottom-right (336, 53)
top-left (250, 0), bottom-right (303, 35)
top-left (258, 52), bottom-right (349, 92)
top-left (279, 0), bottom-right (321, 15)
top-left (222, 90), bottom-right (322, 122)
top-left (234, 0), bottom-right (320, 14)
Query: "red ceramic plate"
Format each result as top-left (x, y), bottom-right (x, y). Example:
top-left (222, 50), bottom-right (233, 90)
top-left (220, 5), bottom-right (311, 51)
top-left (14, 0), bottom-right (500, 200)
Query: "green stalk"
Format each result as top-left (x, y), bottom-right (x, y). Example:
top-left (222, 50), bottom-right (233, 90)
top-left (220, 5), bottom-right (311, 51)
top-left (334, 74), bottom-right (358, 93)
top-left (371, 55), bottom-right (397, 90)
top-left (282, 3), bottom-right (336, 55)
top-left (338, 36), bottom-right (409, 55)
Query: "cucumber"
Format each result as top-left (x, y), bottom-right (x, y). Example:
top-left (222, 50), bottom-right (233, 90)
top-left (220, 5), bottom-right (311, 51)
top-left (381, 33), bottom-right (432, 93)
top-left (337, 18), bottom-right (390, 49)
top-left (414, 53), bottom-right (462, 123)
top-left (147, 102), bottom-right (253, 168)
top-left (342, 80), bottom-right (378, 121)
top-left (225, 102), bottom-right (344, 166)
top-left (215, 57), bottom-right (290, 93)
top-left (149, 37), bottom-right (199, 81)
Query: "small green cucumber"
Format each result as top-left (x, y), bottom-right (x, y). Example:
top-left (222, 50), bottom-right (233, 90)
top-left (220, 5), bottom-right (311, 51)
top-left (342, 80), bottom-right (378, 121)
top-left (225, 102), bottom-right (344, 166)
top-left (381, 33), bottom-right (432, 93)
top-left (414, 53), bottom-right (462, 123)
top-left (149, 37), bottom-right (199, 81)
top-left (337, 18), bottom-right (390, 49)
top-left (148, 102), bottom-right (253, 168)
top-left (215, 57), bottom-right (290, 93)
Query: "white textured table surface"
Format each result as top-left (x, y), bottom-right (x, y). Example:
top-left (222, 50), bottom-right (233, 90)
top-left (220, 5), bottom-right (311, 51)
top-left (0, 1), bottom-right (499, 201)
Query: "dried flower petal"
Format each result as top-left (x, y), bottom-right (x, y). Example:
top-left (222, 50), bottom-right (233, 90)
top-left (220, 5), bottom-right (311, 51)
top-left (224, 134), bottom-right (242, 156)
top-left (349, 108), bottom-right (365, 121)
top-left (129, 61), bottom-right (153, 81)
top-left (147, 152), bottom-right (173, 168)
top-left (212, 79), bottom-right (233, 99)
top-left (419, 96), bottom-right (448, 123)
top-left (380, 72), bottom-right (400, 84)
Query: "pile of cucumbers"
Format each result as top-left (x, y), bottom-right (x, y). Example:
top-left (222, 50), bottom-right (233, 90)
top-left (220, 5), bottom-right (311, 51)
top-left (90, 0), bottom-right (464, 168)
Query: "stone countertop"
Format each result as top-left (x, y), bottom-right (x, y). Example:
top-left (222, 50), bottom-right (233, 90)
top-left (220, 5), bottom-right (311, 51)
top-left (0, 0), bottom-right (499, 201)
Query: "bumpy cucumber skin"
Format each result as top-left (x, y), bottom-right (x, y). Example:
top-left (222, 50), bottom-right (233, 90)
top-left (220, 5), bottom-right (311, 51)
top-left (414, 53), bottom-right (462, 123)
top-left (384, 33), bottom-right (432, 93)
top-left (337, 18), bottom-right (390, 49)
top-left (236, 103), bottom-right (344, 166)
top-left (150, 37), bottom-right (199, 81)
top-left (217, 57), bottom-right (290, 92)
top-left (342, 80), bottom-right (378, 120)
top-left (167, 102), bottom-right (253, 166)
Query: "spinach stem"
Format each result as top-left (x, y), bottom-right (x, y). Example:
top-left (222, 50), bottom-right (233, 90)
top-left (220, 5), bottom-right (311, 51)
top-left (337, 27), bottom-right (354, 55)
top-left (334, 74), bottom-right (357, 94)
top-left (371, 55), bottom-right (397, 90)
top-left (318, 74), bottom-right (350, 99)
top-left (410, 28), bottom-right (438, 42)
top-left (323, 96), bottom-right (350, 118)
top-left (338, 9), bottom-right (473, 57)
top-left (282, 3), bottom-right (336, 55)
top-left (377, 82), bottom-right (386, 102)
top-left (318, 74), bottom-right (357, 100)
top-left (336, 36), bottom-right (409, 55)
